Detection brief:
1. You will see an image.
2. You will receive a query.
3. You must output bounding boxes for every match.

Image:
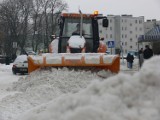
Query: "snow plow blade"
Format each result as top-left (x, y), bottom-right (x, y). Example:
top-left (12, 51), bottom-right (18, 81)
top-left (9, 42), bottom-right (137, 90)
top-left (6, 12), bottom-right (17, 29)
top-left (28, 53), bottom-right (120, 73)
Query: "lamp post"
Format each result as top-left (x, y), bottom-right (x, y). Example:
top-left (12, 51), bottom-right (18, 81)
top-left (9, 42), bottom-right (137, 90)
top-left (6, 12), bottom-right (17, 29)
top-left (120, 41), bottom-right (125, 64)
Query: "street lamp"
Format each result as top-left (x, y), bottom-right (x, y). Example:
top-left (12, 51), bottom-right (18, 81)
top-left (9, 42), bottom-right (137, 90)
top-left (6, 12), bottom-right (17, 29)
top-left (120, 41), bottom-right (125, 64)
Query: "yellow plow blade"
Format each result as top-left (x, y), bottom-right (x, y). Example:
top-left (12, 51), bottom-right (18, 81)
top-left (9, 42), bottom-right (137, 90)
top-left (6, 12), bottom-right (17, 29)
top-left (28, 53), bottom-right (120, 73)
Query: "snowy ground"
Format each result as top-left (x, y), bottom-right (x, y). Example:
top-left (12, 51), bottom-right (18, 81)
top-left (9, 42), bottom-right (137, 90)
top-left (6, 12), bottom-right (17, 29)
top-left (1, 57), bottom-right (160, 120)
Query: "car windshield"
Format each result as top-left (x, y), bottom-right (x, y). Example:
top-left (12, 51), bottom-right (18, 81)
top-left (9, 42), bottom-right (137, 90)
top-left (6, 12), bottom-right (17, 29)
top-left (14, 55), bottom-right (27, 63)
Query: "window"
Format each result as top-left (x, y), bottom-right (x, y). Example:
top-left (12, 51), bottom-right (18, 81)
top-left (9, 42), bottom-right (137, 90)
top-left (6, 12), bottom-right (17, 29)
top-left (110, 34), bottom-right (112, 38)
top-left (62, 18), bottom-right (93, 53)
top-left (122, 27), bottom-right (123, 30)
top-left (122, 42), bottom-right (123, 46)
top-left (130, 31), bottom-right (132, 34)
top-left (125, 34), bottom-right (127, 38)
top-left (130, 46), bottom-right (132, 48)
top-left (125, 49), bottom-right (127, 53)
top-left (63, 18), bottom-right (93, 37)
top-left (130, 38), bottom-right (132, 42)
top-left (139, 20), bottom-right (142, 24)
top-left (106, 34), bottom-right (108, 39)
top-left (135, 20), bottom-right (137, 23)
top-left (122, 34), bottom-right (124, 38)
top-left (130, 23), bottom-right (132, 26)
top-left (110, 27), bottom-right (112, 30)
top-left (125, 42), bottom-right (127, 46)
top-left (110, 19), bottom-right (112, 23)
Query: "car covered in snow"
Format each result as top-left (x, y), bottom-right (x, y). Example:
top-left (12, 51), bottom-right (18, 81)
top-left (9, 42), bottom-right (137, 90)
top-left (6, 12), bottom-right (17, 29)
top-left (12, 55), bottom-right (28, 74)
top-left (26, 51), bottom-right (36, 55)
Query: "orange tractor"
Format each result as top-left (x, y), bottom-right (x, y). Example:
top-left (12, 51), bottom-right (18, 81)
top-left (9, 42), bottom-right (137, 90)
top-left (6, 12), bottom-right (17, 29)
top-left (28, 11), bottom-right (120, 73)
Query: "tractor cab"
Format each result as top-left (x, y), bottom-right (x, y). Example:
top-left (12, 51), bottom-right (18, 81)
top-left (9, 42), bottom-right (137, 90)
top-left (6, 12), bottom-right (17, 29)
top-left (58, 12), bottom-right (108, 53)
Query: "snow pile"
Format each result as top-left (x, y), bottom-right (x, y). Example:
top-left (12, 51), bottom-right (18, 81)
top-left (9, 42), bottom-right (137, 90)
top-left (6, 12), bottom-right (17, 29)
top-left (18, 56), bottom-right (160, 120)
top-left (0, 63), bottom-right (12, 72)
top-left (0, 68), bottom-right (107, 120)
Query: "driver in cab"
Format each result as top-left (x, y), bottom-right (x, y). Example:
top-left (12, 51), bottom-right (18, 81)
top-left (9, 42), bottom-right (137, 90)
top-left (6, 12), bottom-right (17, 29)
top-left (67, 23), bottom-right (86, 53)
top-left (72, 23), bottom-right (85, 36)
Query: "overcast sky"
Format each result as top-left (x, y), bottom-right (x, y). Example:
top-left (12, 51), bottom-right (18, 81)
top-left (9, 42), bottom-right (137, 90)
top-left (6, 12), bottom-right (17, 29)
top-left (64, 0), bottom-right (160, 21)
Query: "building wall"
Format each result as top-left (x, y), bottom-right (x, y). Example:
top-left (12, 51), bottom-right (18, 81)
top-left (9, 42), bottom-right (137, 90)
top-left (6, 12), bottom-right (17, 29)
top-left (99, 15), bottom-right (145, 54)
top-left (120, 15), bottom-right (144, 53)
top-left (144, 19), bottom-right (160, 33)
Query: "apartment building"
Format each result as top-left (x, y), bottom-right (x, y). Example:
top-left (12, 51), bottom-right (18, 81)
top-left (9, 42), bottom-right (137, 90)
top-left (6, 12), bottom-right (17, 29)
top-left (144, 19), bottom-right (160, 33)
top-left (140, 19), bottom-right (160, 54)
top-left (99, 15), bottom-right (144, 54)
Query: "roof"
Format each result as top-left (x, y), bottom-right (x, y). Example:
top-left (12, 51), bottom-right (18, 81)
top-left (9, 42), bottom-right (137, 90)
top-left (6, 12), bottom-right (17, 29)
top-left (61, 13), bottom-right (103, 18)
top-left (138, 25), bottom-right (160, 42)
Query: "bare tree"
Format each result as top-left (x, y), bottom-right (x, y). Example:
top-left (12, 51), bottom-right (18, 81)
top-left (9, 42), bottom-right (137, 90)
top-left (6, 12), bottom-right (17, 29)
top-left (0, 31), bottom-right (5, 54)
top-left (0, 0), bottom-right (19, 56)
top-left (45, 0), bottom-right (68, 50)
top-left (0, 0), bottom-right (68, 55)
top-left (0, 0), bottom-right (33, 56)
top-left (30, 0), bottom-right (44, 52)
top-left (31, 0), bottom-right (68, 52)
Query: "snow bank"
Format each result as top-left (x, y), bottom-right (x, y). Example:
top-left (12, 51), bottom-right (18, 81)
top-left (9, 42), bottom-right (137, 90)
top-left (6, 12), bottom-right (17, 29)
top-left (0, 63), bottom-right (12, 72)
top-left (0, 67), bottom-right (106, 120)
top-left (18, 56), bottom-right (160, 120)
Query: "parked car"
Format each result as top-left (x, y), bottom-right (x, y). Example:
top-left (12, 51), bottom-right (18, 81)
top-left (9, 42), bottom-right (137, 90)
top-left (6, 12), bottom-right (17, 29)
top-left (26, 51), bottom-right (36, 55)
top-left (12, 55), bottom-right (28, 75)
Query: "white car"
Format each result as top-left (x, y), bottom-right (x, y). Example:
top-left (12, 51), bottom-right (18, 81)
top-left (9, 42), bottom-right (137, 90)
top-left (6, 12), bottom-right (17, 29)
top-left (12, 55), bottom-right (28, 75)
top-left (26, 51), bottom-right (36, 55)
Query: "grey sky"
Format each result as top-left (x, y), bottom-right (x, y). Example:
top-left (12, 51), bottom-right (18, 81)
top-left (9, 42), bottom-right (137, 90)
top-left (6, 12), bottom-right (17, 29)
top-left (64, 0), bottom-right (160, 20)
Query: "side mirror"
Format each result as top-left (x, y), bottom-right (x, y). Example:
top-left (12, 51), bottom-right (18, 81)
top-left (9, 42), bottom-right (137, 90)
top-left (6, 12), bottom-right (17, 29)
top-left (102, 18), bottom-right (108, 27)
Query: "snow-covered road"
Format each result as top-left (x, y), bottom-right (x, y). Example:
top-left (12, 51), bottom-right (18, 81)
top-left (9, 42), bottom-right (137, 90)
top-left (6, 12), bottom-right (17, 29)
top-left (1, 57), bottom-right (160, 120)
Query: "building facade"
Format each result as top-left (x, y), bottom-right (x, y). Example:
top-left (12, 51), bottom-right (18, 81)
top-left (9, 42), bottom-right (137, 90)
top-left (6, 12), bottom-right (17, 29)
top-left (99, 15), bottom-right (144, 54)
top-left (144, 19), bottom-right (160, 33)
top-left (139, 19), bottom-right (160, 54)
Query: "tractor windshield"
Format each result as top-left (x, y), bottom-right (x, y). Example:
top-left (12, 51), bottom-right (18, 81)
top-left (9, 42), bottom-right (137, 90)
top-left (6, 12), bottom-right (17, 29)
top-left (60, 17), bottom-right (94, 53)
top-left (62, 18), bottom-right (93, 38)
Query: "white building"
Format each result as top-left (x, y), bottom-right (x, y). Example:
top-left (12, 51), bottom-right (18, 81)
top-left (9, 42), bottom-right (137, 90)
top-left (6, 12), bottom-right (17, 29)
top-left (99, 15), bottom-right (144, 54)
top-left (144, 19), bottom-right (160, 33)
top-left (142, 19), bottom-right (160, 52)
